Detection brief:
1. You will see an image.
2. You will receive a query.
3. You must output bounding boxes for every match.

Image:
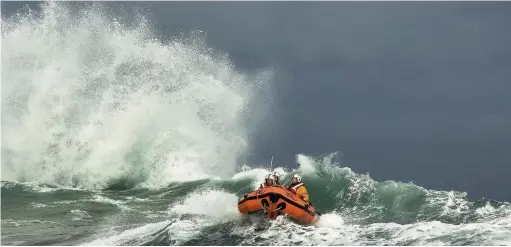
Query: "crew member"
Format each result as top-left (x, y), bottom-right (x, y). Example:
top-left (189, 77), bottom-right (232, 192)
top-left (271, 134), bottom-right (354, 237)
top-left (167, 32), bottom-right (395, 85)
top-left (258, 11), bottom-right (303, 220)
top-left (287, 174), bottom-right (309, 203)
top-left (259, 174), bottom-right (274, 188)
top-left (272, 171), bottom-right (282, 186)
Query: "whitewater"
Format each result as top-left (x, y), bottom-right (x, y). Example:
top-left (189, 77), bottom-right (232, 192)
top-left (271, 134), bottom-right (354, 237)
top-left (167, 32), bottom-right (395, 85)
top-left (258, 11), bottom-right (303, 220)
top-left (2, 2), bottom-right (511, 246)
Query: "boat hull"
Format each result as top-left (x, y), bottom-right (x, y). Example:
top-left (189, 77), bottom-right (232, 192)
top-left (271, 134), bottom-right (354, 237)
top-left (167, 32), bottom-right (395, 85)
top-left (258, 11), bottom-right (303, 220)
top-left (237, 186), bottom-right (320, 225)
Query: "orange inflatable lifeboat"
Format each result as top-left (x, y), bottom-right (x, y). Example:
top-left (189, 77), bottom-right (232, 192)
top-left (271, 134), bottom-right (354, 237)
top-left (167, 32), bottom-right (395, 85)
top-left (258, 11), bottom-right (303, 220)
top-left (237, 186), bottom-right (321, 225)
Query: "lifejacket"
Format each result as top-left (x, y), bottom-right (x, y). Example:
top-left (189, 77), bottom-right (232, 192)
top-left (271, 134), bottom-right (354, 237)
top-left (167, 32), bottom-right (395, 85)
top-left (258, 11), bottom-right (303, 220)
top-left (288, 182), bottom-right (304, 194)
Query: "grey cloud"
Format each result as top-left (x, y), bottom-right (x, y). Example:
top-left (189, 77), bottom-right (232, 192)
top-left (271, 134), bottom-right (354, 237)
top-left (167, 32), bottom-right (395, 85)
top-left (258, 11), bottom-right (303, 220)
top-left (139, 2), bottom-right (511, 68)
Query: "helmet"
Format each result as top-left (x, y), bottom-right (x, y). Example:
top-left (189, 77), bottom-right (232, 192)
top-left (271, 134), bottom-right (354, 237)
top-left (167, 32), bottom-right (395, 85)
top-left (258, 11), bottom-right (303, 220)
top-left (272, 172), bottom-right (281, 184)
top-left (292, 174), bottom-right (301, 183)
top-left (264, 174), bottom-right (274, 184)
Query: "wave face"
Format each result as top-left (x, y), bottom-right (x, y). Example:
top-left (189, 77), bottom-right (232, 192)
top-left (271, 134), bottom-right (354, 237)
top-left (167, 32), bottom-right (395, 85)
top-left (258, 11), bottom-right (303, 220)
top-left (1, 2), bottom-right (273, 189)
top-left (2, 2), bottom-right (510, 246)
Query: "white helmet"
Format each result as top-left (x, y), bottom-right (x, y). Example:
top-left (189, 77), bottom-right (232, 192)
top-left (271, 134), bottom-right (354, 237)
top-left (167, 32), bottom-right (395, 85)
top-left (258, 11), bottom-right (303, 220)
top-left (292, 174), bottom-right (301, 182)
top-left (265, 174), bottom-right (274, 183)
top-left (271, 172), bottom-right (281, 184)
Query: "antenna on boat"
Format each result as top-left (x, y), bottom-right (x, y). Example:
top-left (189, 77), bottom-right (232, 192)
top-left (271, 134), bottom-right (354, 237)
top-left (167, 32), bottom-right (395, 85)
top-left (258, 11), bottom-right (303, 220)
top-left (270, 155), bottom-right (274, 172)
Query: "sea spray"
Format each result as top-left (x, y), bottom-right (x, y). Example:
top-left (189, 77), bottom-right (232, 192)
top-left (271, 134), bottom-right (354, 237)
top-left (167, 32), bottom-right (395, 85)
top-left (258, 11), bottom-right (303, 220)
top-left (1, 2), bottom-right (273, 189)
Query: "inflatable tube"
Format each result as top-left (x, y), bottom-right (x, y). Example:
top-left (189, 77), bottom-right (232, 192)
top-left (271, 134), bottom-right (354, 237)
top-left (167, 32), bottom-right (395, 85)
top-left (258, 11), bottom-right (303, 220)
top-left (237, 186), bottom-right (320, 225)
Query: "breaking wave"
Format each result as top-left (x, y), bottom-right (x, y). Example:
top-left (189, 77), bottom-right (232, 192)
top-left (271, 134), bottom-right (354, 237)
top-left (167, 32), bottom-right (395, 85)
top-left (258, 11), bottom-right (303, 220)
top-left (1, 1), bottom-right (274, 189)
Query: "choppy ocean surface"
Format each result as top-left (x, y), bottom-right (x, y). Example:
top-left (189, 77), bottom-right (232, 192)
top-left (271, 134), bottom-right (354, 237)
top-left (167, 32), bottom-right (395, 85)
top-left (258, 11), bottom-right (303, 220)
top-left (3, 156), bottom-right (511, 245)
top-left (2, 2), bottom-right (510, 245)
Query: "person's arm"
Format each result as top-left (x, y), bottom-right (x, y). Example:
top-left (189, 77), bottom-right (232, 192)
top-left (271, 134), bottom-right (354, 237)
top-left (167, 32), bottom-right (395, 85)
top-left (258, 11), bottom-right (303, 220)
top-left (297, 186), bottom-right (309, 202)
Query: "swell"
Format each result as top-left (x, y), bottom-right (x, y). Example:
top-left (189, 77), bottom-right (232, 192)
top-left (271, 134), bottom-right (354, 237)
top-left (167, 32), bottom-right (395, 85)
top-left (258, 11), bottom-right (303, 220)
top-left (3, 152), bottom-right (509, 227)
top-left (271, 153), bottom-right (511, 225)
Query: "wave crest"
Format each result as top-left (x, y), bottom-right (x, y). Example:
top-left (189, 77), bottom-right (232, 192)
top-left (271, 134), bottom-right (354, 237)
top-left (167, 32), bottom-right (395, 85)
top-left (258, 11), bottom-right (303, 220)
top-left (1, 2), bottom-right (273, 189)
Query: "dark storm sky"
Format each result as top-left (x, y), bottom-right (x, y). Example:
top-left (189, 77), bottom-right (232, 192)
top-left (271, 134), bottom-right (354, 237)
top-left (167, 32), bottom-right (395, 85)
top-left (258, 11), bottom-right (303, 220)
top-left (3, 2), bottom-right (511, 201)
